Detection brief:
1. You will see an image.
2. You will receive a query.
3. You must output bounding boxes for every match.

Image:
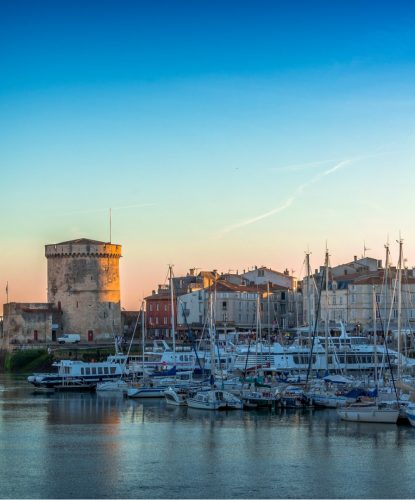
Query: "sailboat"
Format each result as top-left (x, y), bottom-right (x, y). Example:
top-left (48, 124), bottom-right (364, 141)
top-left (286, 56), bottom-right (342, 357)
top-left (337, 274), bottom-right (399, 424)
top-left (97, 302), bottom-right (146, 394)
top-left (240, 294), bottom-right (276, 409)
top-left (128, 266), bottom-right (181, 399)
top-left (187, 282), bottom-right (242, 410)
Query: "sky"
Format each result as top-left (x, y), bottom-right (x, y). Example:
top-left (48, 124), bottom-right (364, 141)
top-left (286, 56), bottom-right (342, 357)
top-left (1, 0), bottom-right (415, 309)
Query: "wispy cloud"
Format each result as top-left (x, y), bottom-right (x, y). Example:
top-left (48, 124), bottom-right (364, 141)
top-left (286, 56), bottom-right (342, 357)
top-left (218, 159), bottom-right (352, 237)
top-left (270, 158), bottom-right (344, 172)
top-left (270, 148), bottom-right (405, 174)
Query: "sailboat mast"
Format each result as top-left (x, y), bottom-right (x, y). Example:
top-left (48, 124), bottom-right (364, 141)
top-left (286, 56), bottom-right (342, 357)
top-left (306, 251), bottom-right (313, 348)
top-left (209, 281), bottom-right (216, 382)
top-left (267, 282), bottom-right (271, 345)
top-left (255, 293), bottom-right (260, 377)
top-left (169, 265), bottom-right (176, 368)
top-left (372, 285), bottom-right (378, 387)
top-left (397, 238), bottom-right (403, 381)
top-left (325, 246), bottom-right (329, 371)
top-left (384, 242), bottom-right (390, 336)
top-left (141, 300), bottom-right (145, 376)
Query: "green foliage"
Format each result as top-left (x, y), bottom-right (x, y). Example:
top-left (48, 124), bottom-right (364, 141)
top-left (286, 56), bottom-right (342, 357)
top-left (5, 349), bottom-right (51, 372)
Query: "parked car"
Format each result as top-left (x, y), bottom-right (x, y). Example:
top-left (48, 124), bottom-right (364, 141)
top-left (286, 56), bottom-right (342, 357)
top-left (57, 334), bottom-right (81, 344)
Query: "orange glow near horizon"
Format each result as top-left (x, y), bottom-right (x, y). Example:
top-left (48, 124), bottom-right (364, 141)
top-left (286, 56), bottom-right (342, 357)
top-left (2, 234), bottom-right (413, 312)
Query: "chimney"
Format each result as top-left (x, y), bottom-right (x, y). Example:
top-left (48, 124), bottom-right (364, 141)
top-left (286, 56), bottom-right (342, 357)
top-left (354, 256), bottom-right (357, 262)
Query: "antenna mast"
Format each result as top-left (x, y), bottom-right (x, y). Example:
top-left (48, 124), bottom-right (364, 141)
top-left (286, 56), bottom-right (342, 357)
top-left (109, 208), bottom-right (112, 243)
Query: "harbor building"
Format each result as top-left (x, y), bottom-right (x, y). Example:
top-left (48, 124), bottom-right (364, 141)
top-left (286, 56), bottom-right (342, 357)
top-left (45, 238), bottom-right (122, 342)
top-left (176, 278), bottom-right (302, 334)
top-left (302, 255), bottom-right (415, 333)
top-left (241, 266), bottom-right (296, 289)
top-left (2, 303), bottom-right (54, 346)
top-left (145, 269), bottom-right (208, 338)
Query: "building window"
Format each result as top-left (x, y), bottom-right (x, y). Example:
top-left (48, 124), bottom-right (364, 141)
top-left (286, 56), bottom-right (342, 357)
top-left (155, 317), bottom-right (159, 324)
top-left (156, 304), bottom-right (160, 311)
top-left (149, 304), bottom-right (153, 312)
top-left (164, 317), bottom-right (167, 325)
top-left (222, 301), bottom-right (227, 310)
top-left (164, 304), bottom-right (168, 311)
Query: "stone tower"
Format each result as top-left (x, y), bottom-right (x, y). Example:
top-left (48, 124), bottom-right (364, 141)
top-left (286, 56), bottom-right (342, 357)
top-left (45, 238), bottom-right (122, 341)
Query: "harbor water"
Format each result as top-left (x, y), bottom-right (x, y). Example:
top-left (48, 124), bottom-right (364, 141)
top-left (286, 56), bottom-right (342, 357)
top-left (1, 375), bottom-right (415, 499)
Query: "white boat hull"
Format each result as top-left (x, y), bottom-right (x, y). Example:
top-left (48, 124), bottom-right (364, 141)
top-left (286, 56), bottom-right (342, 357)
top-left (187, 399), bottom-right (222, 410)
top-left (338, 406), bottom-right (399, 423)
top-left (187, 389), bottom-right (243, 410)
top-left (312, 394), bottom-right (350, 408)
top-left (405, 406), bottom-right (415, 426)
top-left (96, 380), bottom-right (128, 393)
top-left (127, 387), bottom-right (166, 398)
top-left (164, 388), bottom-right (187, 406)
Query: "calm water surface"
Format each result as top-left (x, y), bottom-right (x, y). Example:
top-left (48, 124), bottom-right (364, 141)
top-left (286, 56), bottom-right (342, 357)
top-left (0, 375), bottom-right (414, 499)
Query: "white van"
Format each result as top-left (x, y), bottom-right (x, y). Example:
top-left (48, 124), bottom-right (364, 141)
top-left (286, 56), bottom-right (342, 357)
top-left (57, 334), bottom-right (81, 344)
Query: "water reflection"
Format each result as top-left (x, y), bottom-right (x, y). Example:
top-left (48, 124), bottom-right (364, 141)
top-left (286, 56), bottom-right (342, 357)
top-left (1, 376), bottom-right (415, 499)
top-left (47, 393), bottom-right (122, 425)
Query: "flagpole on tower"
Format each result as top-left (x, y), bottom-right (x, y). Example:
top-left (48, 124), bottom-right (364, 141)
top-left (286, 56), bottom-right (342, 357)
top-left (6, 281), bottom-right (9, 304)
top-left (109, 208), bottom-right (112, 244)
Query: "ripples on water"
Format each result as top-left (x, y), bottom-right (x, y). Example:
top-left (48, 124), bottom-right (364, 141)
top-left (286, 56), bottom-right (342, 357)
top-left (0, 375), bottom-right (414, 499)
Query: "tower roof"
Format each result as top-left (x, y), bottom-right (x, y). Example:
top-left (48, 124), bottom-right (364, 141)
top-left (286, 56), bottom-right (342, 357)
top-left (53, 238), bottom-right (110, 245)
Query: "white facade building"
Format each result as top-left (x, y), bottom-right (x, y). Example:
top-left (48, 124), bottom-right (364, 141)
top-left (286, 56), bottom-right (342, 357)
top-left (241, 267), bottom-right (296, 289)
top-left (177, 282), bottom-right (259, 331)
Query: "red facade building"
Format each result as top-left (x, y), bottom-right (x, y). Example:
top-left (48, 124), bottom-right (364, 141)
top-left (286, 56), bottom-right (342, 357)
top-left (145, 285), bottom-right (176, 338)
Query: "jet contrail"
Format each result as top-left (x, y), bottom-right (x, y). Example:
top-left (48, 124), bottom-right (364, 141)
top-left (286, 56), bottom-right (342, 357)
top-left (220, 197), bottom-right (295, 234)
top-left (218, 159), bottom-right (352, 237)
top-left (269, 147), bottom-right (403, 174)
top-left (270, 158), bottom-right (345, 172)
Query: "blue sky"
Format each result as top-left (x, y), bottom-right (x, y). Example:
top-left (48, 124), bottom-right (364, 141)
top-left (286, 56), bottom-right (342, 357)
top-left (1, 1), bottom-right (415, 308)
